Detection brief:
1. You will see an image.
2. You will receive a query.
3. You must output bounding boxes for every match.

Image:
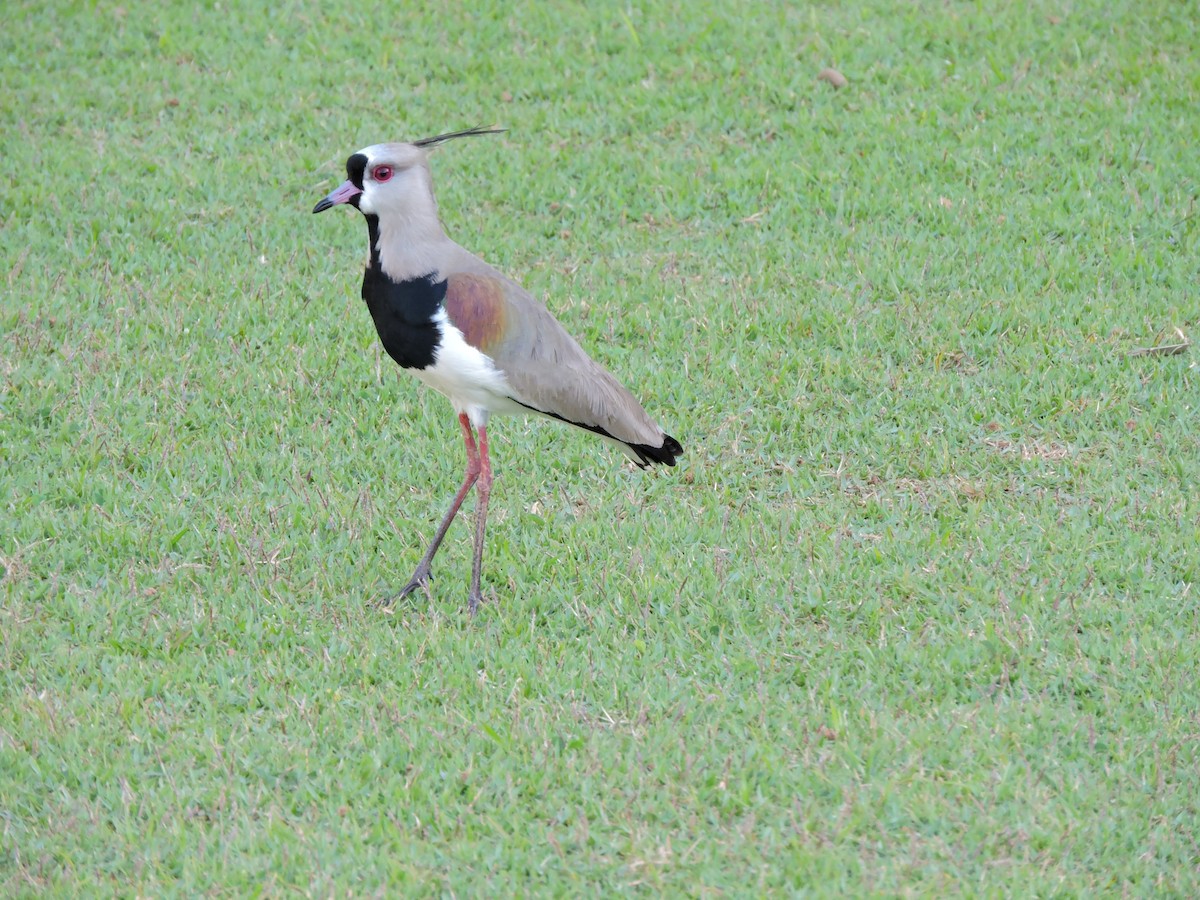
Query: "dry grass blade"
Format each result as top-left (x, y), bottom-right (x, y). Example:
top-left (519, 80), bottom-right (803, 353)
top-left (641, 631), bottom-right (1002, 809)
top-left (1128, 341), bottom-right (1190, 358)
top-left (1128, 328), bottom-right (1191, 357)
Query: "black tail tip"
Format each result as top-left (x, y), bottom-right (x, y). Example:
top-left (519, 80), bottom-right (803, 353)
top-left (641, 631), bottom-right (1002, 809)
top-left (633, 434), bottom-right (683, 468)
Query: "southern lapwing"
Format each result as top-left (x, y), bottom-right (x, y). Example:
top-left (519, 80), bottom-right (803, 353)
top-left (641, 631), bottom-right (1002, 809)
top-left (313, 127), bottom-right (682, 613)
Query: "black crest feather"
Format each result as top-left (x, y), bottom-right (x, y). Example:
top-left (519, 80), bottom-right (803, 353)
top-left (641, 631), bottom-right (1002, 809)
top-left (412, 126), bottom-right (506, 148)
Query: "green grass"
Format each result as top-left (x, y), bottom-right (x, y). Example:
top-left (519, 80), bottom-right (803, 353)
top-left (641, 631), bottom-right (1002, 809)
top-left (3, 0), bottom-right (1199, 893)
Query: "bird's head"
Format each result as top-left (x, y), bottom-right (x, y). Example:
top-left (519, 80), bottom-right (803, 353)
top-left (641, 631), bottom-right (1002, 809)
top-left (312, 127), bottom-right (504, 219)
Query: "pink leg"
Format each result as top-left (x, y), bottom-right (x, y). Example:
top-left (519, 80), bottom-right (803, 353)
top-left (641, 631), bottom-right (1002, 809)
top-left (393, 413), bottom-right (480, 602)
top-left (468, 424), bottom-right (494, 614)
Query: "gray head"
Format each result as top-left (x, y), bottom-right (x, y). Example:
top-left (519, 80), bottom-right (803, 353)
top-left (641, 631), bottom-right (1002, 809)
top-left (312, 126), bottom-right (505, 217)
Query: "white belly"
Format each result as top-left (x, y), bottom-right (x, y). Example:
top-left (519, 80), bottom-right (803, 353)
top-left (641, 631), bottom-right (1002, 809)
top-left (413, 313), bottom-right (524, 426)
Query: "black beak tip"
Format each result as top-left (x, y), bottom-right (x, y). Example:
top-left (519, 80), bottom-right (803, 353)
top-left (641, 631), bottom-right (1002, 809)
top-left (312, 198), bottom-right (333, 214)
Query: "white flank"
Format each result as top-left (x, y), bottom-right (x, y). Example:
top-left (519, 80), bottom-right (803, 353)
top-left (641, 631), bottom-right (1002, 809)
top-left (413, 312), bottom-right (524, 427)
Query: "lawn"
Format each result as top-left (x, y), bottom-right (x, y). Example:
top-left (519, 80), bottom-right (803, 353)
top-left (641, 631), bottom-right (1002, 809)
top-left (3, 0), bottom-right (1198, 894)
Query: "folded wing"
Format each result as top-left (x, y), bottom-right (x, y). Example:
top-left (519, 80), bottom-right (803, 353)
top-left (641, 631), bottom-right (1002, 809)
top-left (442, 252), bottom-right (680, 466)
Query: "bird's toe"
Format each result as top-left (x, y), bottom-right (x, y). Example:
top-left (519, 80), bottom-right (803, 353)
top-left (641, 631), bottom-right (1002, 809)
top-left (375, 566), bottom-right (434, 609)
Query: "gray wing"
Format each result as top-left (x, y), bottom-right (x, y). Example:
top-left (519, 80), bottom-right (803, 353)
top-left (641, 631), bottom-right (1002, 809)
top-left (441, 244), bottom-right (673, 453)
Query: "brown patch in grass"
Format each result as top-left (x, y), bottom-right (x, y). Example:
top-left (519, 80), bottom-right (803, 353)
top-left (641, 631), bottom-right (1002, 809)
top-left (817, 67), bottom-right (848, 88)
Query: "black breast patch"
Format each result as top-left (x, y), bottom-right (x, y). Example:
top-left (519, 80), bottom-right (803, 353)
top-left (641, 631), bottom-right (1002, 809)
top-left (360, 215), bottom-right (446, 371)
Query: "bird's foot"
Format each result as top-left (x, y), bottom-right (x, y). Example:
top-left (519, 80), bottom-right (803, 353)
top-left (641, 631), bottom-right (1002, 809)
top-left (375, 565), bottom-right (433, 609)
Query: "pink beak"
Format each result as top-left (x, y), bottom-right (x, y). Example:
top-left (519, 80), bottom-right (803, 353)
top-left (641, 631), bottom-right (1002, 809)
top-left (312, 179), bottom-right (362, 213)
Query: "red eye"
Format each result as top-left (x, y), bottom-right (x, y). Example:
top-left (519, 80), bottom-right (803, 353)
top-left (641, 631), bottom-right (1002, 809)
top-left (371, 165), bottom-right (393, 182)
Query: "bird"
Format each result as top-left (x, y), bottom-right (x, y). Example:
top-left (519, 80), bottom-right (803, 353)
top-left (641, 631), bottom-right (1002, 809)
top-left (313, 127), bottom-right (682, 614)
